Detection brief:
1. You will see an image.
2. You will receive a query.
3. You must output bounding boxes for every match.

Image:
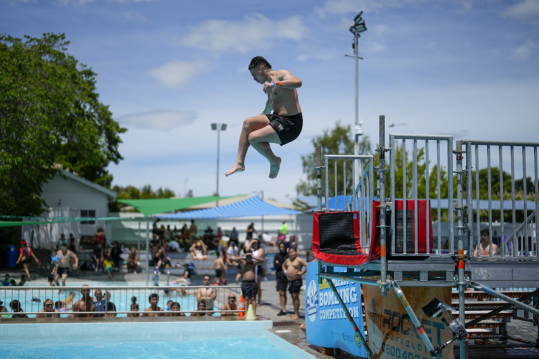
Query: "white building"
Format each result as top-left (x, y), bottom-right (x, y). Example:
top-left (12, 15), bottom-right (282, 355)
top-left (22, 170), bottom-right (116, 249)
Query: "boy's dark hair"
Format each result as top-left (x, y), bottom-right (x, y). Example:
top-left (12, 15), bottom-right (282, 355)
top-left (10, 299), bottom-right (20, 310)
top-left (131, 296), bottom-right (137, 304)
top-left (54, 301), bottom-right (63, 309)
top-left (480, 228), bottom-right (489, 236)
top-left (148, 293), bottom-right (159, 303)
top-left (172, 302), bottom-right (180, 309)
top-left (248, 56), bottom-right (271, 71)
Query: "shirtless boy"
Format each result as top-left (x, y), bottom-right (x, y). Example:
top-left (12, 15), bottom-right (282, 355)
top-left (226, 56), bottom-right (303, 179)
top-left (474, 228), bottom-right (499, 256)
top-left (283, 248), bottom-right (307, 320)
top-left (233, 250), bottom-right (264, 317)
top-left (210, 254), bottom-right (227, 285)
top-left (55, 243), bottom-right (79, 291)
top-left (144, 293), bottom-right (165, 317)
top-left (36, 299), bottom-right (58, 318)
top-left (72, 285), bottom-right (95, 318)
top-left (220, 293), bottom-right (238, 316)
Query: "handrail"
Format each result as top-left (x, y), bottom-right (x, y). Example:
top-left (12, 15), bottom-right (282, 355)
top-left (493, 210), bottom-right (536, 256)
top-left (346, 160), bottom-right (372, 211)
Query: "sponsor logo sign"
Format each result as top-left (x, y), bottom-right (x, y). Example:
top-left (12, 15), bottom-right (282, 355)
top-left (305, 262), bottom-right (367, 358)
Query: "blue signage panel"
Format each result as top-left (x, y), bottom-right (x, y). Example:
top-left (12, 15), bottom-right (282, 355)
top-left (305, 262), bottom-right (367, 358)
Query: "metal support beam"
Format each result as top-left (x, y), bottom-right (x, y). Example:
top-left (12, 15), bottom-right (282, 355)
top-left (145, 217), bottom-right (150, 286)
top-left (455, 140), bottom-right (469, 359)
top-left (470, 281), bottom-right (539, 316)
top-left (323, 272), bottom-right (383, 287)
top-left (378, 115), bottom-right (388, 296)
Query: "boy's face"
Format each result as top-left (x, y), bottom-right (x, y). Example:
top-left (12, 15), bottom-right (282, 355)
top-left (245, 253), bottom-right (253, 262)
top-left (289, 249), bottom-right (298, 260)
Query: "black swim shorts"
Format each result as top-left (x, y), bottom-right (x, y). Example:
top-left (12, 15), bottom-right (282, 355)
top-left (241, 280), bottom-right (258, 299)
top-left (57, 267), bottom-right (69, 276)
top-left (215, 269), bottom-right (222, 278)
top-left (266, 112), bottom-right (303, 146)
top-left (288, 278), bottom-right (302, 294)
top-left (276, 276), bottom-right (288, 292)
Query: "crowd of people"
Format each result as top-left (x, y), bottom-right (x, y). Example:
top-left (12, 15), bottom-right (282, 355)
top-left (5, 219), bottom-right (309, 321)
top-left (1, 274), bottom-right (239, 319)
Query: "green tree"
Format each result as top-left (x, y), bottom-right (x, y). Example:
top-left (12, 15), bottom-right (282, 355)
top-left (0, 33), bottom-right (126, 246)
top-left (296, 121), bottom-right (371, 196)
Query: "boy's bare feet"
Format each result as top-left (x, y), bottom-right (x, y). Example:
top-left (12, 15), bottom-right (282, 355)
top-left (269, 157), bottom-right (281, 179)
top-left (225, 163), bottom-right (245, 177)
top-left (290, 314), bottom-right (299, 320)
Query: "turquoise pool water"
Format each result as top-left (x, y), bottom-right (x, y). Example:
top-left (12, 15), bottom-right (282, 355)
top-left (0, 322), bottom-right (309, 359)
top-left (0, 337), bottom-right (291, 359)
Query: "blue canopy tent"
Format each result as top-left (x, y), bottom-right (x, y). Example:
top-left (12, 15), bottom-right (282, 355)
top-left (158, 195), bottom-right (301, 219)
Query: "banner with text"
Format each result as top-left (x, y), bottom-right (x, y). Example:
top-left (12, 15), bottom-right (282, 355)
top-left (363, 284), bottom-right (454, 359)
top-left (305, 262), bottom-right (367, 358)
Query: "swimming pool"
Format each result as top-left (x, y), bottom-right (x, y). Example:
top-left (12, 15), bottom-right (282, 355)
top-left (0, 321), bottom-right (314, 358)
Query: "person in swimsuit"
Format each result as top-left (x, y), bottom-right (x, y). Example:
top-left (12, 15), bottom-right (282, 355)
top-left (55, 243), bottom-right (79, 291)
top-left (220, 293), bottom-right (238, 316)
top-left (144, 293), bottom-right (165, 317)
top-left (37, 299), bottom-right (59, 318)
top-left (9, 300), bottom-right (28, 318)
top-left (226, 56), bottom-right (303, 179)
top-left (210, 253), bottom-right (227, 285)
top-left (283, 247), bottom-right (307, 320)
top-left (190, 300), bottom-right (207, 317)
top-left (245, 239), bottom-right (265, 305)
top-left (167, 302), bottom-right (185, 317)
top-left (190, 239), bottom-right (207, 260)
top-left (197, 275), bottom-right (217, 315)
top-left (232, 250), bottom-right (264, 318)
top-left (72, 285), bottom-right (95, 318)
top-left (16, 241), bottom-right (40, 280)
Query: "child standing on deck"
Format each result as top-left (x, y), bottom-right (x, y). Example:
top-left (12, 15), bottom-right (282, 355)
top-left (103, 256), bottom-right (114, 279)
top-left (210, 253), bottom-right (227, 285)
top-left (232, 249), bottom-right (264, 318)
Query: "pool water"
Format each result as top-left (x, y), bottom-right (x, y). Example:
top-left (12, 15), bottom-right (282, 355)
top-left (0, 337), bottom-right (293, 359)
top-left (0, 321), bottom-right (309, 359)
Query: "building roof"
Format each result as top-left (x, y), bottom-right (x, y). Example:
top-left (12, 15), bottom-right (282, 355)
top-left (60, 170), bottom-right (116, 200)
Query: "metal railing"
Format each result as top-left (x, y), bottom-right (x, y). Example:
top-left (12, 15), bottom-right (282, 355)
top-left (324, 154), bottom-right (375, 249)
top-left (388, 134), bottom-right (454, 256)
top-left (464, 140), bottom-right (539, 260)
top-left (0, 285), bottom-right (241, 320)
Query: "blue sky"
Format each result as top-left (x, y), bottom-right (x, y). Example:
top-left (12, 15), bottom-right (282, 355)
top-left (2, 0), bottom-right (538, 203)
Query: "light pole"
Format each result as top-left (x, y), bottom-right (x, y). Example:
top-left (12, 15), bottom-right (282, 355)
top-left (183, 178), bottom-right (188, 197)
top-left (347, 12), bottom-right (367, 177)
top-left (389, 123), bottom-right (413, 133)
top-left (211, 123), bottom-right (227, 206)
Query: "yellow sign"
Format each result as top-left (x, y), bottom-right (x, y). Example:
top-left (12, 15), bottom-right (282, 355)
top-left (363, 285), bottom-right (454, 359)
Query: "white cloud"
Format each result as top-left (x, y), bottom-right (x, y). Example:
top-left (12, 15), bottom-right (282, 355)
top-left (117, 111), bottom-right (197, 131)
top-left (147, 60), bottom-right (212, 89)
top-left (123, 11), bottom-right (147, 22)
top-left (501, 0), bottom-right (539, 19)
top-left (513, 40), bottom-right (536, 60)
top-left (178, 14), bottom-right (308, 53)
